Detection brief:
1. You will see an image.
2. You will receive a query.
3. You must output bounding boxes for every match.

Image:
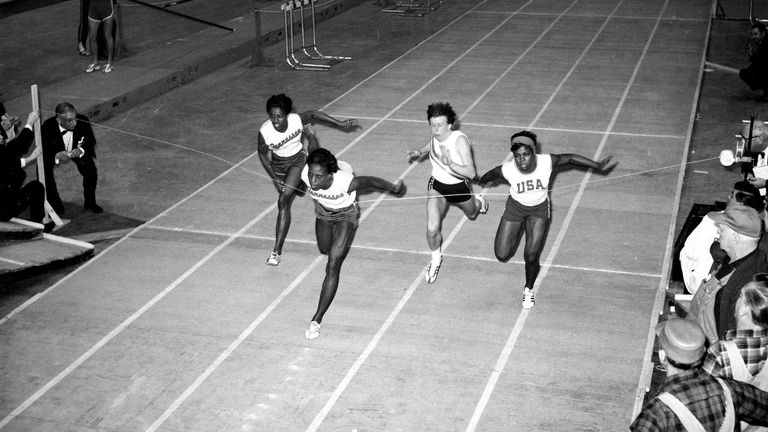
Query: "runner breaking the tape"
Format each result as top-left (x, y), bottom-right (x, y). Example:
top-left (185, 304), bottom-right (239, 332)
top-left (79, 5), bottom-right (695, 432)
top-left (302, 148), bottom-right (406, 340)
top-left (477, 130), bottom-right (615, 309)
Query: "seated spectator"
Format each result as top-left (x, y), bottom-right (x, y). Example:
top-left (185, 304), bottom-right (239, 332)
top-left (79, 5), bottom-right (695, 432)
top-left (703, 276), bottom-right (768, 431)
top-left (740, 22), bottom-right (768, 101)
top-left (0, 111), bottom-right (53, 232)
top-left (631, 318), bottom-right (768, 431)
top-left (680, 180), bottom-right (763, 294)
top-left (0, 95), bottom-right (21, 141)
top-left (687, 204), bottom-right (766, 343)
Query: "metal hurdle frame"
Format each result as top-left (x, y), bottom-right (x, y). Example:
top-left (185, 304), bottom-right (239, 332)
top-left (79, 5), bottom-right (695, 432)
top-left (381, 0), bottom-right (442, 17)
top-left (283, 0), bottom-right (350, 71)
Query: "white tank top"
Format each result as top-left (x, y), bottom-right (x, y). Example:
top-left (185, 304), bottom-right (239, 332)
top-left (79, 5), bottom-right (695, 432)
top-left (259, 113), bottom-right (304, 158)
top-left (301, 161), bottom-right (357, 209)
top-left (429, 130), bottom-right (470, 185)
top-left (501, 154), bottom-right (553, 206)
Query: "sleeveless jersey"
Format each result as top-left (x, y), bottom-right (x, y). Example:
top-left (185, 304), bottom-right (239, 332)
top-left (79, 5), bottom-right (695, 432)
top-left (259, 113), bottom-right (304, 158)
top-left (501, 154), bottom-right (553, 207)
top-left (429, 130), bottom-right (470, 185)
top-left (301, 162), bottom-right (357, 210)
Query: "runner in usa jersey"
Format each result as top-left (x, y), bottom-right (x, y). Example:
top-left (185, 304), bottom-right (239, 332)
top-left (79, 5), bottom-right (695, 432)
top-left (478, 130), bottom-right (615, 310)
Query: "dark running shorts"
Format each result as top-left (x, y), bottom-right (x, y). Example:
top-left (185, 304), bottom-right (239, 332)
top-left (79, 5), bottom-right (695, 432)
top-left (88, 0), bottom-right (114, 21)
top-left (502, 196), bottom-right (550, 222)
top-left (428, 177), bottom-right (472, 204)
top-left (271, 150), bottom-right (307, 182)
top-left (315, 202), bottom-right (359, 227)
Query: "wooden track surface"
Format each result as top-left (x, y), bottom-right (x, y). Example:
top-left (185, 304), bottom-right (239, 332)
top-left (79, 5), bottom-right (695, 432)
top-left (0, 0), bottom-right (714, 430)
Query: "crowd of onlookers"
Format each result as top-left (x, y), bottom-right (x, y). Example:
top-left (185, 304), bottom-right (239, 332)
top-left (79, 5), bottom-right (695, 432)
top-left (0, 97), bottom-right (102, 231)
top-left (629, 21), bottom-right (768, 432)
top-left (632, 78), bottom-right (768, 432)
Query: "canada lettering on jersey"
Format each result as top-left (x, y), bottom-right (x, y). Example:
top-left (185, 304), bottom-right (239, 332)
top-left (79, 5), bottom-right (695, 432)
top-left (515, 179), bottom-right (546, 194)
top-left (268, 128), bottom-right (301, 150)
top-left (309, 189), bottom-right (346, 201)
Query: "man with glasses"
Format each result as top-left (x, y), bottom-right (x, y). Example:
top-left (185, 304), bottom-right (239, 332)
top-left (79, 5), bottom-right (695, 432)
top-left (41, 102), bottom-right (102, 214)
top-left (687, 204), bottom-right (767, 343)
top-left (679, 181), bottom-right (764, 295)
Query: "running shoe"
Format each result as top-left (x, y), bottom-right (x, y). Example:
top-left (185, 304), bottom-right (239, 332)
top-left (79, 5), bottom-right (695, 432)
top-left (522, 287), bottom-right (535, 310)
top-left (85, 63), bottom-right (100, 73)
top-left (305, 321), bottom-right (321, 340)
top-left (265, 251), bottom-right (281, 266)
top-left (425, 255), bottom-right (442, 284)
top-left (477, 194), bottom-right (489, 214)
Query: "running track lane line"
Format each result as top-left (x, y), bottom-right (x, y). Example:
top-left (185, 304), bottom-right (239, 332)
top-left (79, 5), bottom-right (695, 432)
top-left (144, 162), bottom-right (420, 432)
top-left (631, 0), bottom-right (713, 419)
top-left (1, 20), bottom-right (453, 423)
top-left (148, 0), bottom-right (543, 427)
top-left (0, 151), bottom-right (261, 328)
top-left (304, 0), bottom-right (595, 429)
top-left (0, 195), bottom-right (276, 430)
top-left (466, 1), bottom-right (671, 430)
top-left (0, 0), bottom-right (476, 328)
top-left (0, 0), bottom-right (497, 427)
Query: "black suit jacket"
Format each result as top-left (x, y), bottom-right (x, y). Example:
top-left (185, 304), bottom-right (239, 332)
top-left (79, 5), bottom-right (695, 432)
top-left (0, 127), bottom-right (34, 203)
top-left (41, 113), bottom-right (97, 165)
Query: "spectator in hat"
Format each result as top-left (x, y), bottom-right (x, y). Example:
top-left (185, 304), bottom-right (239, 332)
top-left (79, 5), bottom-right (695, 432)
top-left (687, 204), bottom-right (767, 343)
top-left (631, 318), bottom-right (768, 431)
top-left (679, 180), bottom-right (764, 294)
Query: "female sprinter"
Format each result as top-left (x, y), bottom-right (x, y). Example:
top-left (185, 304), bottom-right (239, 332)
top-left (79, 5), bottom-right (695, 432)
top-left (302, 148), bottom-right (406, 339)
top-left (406, 102), bottom-right (487, 285)
top-left (257, 94), bottom-right (360, 266)
top-left (478, 130), bottom-right (615, 309)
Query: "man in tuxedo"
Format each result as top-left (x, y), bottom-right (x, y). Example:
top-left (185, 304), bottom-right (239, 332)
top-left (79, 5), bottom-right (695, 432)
top-left (0, 111), bottom-right (52, 231)
top-left (41, 102), bottom-right (102, 214)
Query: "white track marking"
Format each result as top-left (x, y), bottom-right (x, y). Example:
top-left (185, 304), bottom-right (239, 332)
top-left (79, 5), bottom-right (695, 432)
top-left (631, 0), bottom-right (712, 419)
top-left (146, 224), bottom-right (660, 278)
top-left (331, 115), bottom-right (686, 139)
top-left (0, 153), bottom-right (264, 327)
top-left (466, 0), bottom-right (671, 429)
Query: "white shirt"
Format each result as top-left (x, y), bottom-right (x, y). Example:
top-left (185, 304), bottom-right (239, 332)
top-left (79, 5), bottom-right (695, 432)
top-left (429, 130), bottom-right (470, 185)
top-left (259, 113), bottom-right (304, 158)
top-left (679, 213), bottom-right (718, 295)
top-left (501, 154), bottom-right (553, 206)
top-left (301, 161), bottom-right (356, 209)
top-left (59, 125), bottom-right (73, 153)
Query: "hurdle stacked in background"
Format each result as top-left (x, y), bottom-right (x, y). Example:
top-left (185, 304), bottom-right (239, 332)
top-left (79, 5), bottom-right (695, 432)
top-left (281, 0), bottom-right (350, 71)
top-left (380, 0), bottom-right (442, 17)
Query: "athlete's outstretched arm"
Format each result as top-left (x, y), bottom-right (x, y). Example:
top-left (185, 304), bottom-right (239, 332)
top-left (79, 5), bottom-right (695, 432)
top-left (477, 165), bottom-right (505, 184)
top-left (302, 123), bottom-right (320, 152)
top-left (300, 110), bottom-right (361, 131)
top-left (349, 176), bottom-right (406, 196)
top-left (552, 153), bottom-right (615, 172)
top-left (406, 138), bottom-right (432, 163)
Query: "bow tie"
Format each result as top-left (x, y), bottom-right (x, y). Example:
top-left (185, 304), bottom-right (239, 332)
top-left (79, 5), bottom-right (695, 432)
top-left (61, 129), bottom-right (71, 135)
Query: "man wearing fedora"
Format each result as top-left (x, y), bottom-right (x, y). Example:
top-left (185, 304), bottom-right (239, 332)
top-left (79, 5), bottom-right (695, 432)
top-left (687, 204), bottom-right (767, 343)
top-left (631, 319), bottom-right (768, 431)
